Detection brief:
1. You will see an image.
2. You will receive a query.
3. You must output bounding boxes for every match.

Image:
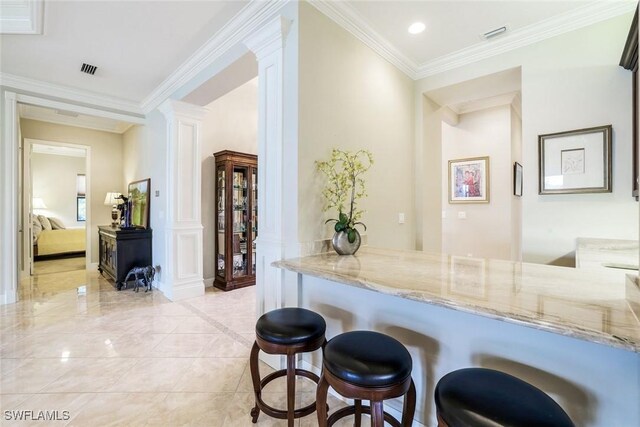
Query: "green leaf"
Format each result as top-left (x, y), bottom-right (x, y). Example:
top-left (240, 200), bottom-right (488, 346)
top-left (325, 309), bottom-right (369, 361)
top-left (354, 222), bottom-right (367, 231)
top-left (335, 222), bottom-right (346, 232)
top-left (324, 219), bottom-right (338, 225)
top-left (348, 229), bottom-right (356, 243)
top-left (339, 212), bottom-right (348, 223)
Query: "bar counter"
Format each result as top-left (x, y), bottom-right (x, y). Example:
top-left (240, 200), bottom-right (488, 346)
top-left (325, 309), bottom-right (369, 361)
top-left (274, 246), bottom-right (640, 353)
top-left (274, 247), bottom-right (640, 427)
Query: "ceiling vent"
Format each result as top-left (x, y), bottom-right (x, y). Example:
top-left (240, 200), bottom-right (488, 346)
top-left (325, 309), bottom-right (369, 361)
top-left (80, 63), bottom-right (97, 75)
top-left (482, 26), bottom-right (508, 40)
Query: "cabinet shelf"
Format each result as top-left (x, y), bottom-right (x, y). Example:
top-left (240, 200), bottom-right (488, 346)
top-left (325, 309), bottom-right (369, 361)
top-left (213, 150), bottom-right (257, 291)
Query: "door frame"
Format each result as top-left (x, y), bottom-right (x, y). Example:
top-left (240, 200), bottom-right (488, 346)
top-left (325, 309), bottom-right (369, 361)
top-left (24, 138), bottom-right (92, 274)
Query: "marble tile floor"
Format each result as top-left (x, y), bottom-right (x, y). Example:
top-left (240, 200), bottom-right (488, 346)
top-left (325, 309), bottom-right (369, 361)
top-left (1, 270), bottom-right (349, 426)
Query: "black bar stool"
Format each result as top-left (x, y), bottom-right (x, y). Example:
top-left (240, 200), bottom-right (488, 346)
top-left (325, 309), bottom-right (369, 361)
top-left (250, 307), bottom-right (326, 426)
top-left (435, 368), bottom-right (575, 427)
top-left (316, 330), bottom-right (416, 426)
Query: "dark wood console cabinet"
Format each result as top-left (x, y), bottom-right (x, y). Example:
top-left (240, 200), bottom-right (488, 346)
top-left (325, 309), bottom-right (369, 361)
top-left (98, 225), bottom-right (152, 290)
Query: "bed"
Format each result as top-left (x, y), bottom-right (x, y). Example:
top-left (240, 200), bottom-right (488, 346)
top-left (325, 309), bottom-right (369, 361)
top-left (32, 214), bottom-right (86, 259)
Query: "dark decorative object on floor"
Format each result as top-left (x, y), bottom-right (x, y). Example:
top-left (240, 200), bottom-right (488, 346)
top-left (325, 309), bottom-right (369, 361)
top-left (122, 265), bottom-right (155, 292)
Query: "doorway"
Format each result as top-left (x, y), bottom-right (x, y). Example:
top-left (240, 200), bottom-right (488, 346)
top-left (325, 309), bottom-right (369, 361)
top-left (24, 139), bottom-right (91, 282)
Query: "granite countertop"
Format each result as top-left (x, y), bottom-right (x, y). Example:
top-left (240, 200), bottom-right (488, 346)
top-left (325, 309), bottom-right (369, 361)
top-left (273, 247), bottom-right (640, 353)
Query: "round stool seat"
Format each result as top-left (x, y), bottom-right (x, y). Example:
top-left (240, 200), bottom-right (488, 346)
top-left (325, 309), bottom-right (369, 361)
top-left (255, 307), bottom-right (326, 346)
top-left (435, 368), bottom-right (574, 427)
top-left (324, 331), bottom-right (412, 387)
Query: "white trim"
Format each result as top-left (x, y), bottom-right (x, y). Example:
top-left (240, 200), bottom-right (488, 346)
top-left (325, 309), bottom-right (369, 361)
top-left (450, 91), bottom-right (521, 115)
top-left (140, 0), bottom-right (290, 113)
top-left (15, 93), bottom-right (145, 125)
top-left (87, 262), bottom-right (98, 271)
top-left (204, 277), bottom-right (214, 288)
top-left (0, 73), bottom-right (143, 115)
top-left (308, 0), bottom-right (417, 78)
top-left (0, 0), bottom-right (43, 35)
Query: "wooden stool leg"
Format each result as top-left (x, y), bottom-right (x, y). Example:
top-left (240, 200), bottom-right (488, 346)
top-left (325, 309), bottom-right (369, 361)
top-left (354, 399), bottom-right (362, 427)
top-left (370, 401), bottom-right (384, 427)
top-left (316, 374), bottom-right (330, 427)
top-left (249, 342), bottom-right (261, 423)
top-left (286, 354), bottom-right (295, 427)
top-left (401, 379), bottom-right (416, 426)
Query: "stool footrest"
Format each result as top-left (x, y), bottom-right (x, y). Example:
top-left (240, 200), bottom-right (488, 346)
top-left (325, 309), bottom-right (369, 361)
top-left (327, 404), bottom-right (401, 427)
top-left (253, 367), bottom-right (320, 422)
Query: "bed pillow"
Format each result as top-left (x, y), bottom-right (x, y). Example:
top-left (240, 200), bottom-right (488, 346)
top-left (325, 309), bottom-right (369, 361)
top-left (32, 216), bottom-right (42, 242)
top-left (48, 217), bottom-right (66, 230)
top-left (38, 215), bottom-right (52, 231)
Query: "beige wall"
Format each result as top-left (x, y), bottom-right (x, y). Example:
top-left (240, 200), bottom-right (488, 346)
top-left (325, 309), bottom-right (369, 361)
top-left (200, 78), bottom-right (258, 281)
top-left (417, 13), bottom-right (637, 265)
top-left (21, 119), bottom-right (124, 263)
top-left (31, 152), bottom-right (86, 228)
top-left (298, 2), bottom-right (415, 250)
top-left (442, 105), bottom-right (516, 259)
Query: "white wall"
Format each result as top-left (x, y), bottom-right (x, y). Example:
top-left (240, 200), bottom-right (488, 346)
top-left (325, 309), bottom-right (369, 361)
top-left (200, 78), bottom-right (258, 281)
top-left (417, 12), bottom-right (638, 265)
top-left (298, 2), bottom-right (415, 250)
top-left (31, 152), bottom-right (86, 228)
top-left (441, 105), bottom-right (515, 260)
top-left (20, 119), bottom-right (124, 263)
top-left (122, 110), bottom-right (167, 286)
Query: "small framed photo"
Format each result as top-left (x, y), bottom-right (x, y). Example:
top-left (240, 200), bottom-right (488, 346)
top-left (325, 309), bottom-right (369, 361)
top-left (448, 156), bottom-right (490, 203)
top-left (514, 162), bottom-right (523, 197)
top-left (538, 125), bottom-right (612, 194)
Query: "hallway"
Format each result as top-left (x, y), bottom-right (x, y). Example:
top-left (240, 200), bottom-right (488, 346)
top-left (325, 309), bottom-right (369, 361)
top-left (1, 271), bottom-right (339, 426)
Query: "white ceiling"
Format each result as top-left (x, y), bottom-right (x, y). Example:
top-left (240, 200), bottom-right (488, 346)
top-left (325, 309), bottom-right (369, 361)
top-left (344, 0), bottom-right (592, 66)
top-left (0, 0), bottom-right (248, 103)
top-left (0, 0), bottom-right (635, 118)
top-left (19, 104), bottom-right (133, 134)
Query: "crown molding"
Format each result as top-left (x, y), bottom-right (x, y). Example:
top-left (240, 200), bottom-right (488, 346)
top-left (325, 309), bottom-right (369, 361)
top-left (308, 0), bottom-right (417, 79)
top-left (0, 72), bottom-right (143, 116)
top-left (140, 0), bottom-right (290, 114)
top-left (0, 0), bottom-right (43, 34)
top-left (415, 1), bottom-right (637, 79)
top-left (308, 0), bottom-right (636, 81)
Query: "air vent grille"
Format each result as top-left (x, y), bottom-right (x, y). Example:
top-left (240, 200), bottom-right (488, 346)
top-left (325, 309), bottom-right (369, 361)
top-left (80, 63), bottom-right (97, 75)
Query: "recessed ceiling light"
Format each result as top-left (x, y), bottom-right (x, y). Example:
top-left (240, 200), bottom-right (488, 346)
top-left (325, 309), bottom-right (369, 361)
top-left (408, 22), bottom-right (426, 35)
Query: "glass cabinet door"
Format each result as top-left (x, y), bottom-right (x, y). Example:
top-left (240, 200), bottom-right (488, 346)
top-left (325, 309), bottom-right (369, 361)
top-left (216, 167), bottom-right (226, 278)
top-left (251, 168), bottom-right (257, 275)
top-left (232, 166), bottom-right (249, 277)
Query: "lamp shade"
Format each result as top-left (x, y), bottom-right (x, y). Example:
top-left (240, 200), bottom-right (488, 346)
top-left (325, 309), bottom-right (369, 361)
top-left (32, 197), bottom-right (47, 209)
top-left (104, 192), bottom-right (122, 206)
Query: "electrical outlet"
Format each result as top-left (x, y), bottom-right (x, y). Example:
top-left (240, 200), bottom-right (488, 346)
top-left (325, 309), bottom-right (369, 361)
top-left (155, 191), bottom-right (160, 197)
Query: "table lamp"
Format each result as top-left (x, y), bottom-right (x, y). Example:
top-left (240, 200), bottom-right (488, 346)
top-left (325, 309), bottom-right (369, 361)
top-left (104, 192), bottom-right (122, 227)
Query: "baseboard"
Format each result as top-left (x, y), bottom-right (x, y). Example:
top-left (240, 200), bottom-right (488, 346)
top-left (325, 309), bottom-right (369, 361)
top-left (204, 277), bottom-right (214, 288)
top-left (87, 262), bottom-right (98, 271)
top-left (158, 279), bottom-right (205, 301)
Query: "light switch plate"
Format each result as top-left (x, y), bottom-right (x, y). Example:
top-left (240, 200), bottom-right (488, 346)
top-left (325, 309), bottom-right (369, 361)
top-left (398, 213), bottom-right (405, 224)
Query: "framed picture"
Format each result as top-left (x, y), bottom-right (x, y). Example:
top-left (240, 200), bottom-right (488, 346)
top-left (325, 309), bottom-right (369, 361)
top-left (128, 178), bottom-right (150, 229)
top-left (448, 156), bottom-right (490, 203)
top-left (514, 162), bottom-right (523, 197)
top-left (538, 125), bottom-right (612, 195)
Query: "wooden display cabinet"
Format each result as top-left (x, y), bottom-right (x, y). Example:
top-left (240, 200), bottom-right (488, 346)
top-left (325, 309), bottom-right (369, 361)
top-left (213, 150), bottom-right (257, 291)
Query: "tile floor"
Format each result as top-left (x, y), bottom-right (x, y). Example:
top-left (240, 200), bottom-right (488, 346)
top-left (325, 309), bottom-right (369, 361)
top-left (1, 268), bottom-right (347, 426)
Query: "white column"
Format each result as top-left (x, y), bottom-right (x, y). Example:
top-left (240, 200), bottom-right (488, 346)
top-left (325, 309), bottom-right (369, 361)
top-left (158, 100), bottom-right (208, 301)
top-left (1, 91), bottom-right (19, 305)
top-left (244, 16), bottom-right (293, 318)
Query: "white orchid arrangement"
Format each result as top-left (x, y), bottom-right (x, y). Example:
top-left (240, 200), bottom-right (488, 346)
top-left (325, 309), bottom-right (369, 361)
top-left (316, 148), bottom-right (374, 243)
